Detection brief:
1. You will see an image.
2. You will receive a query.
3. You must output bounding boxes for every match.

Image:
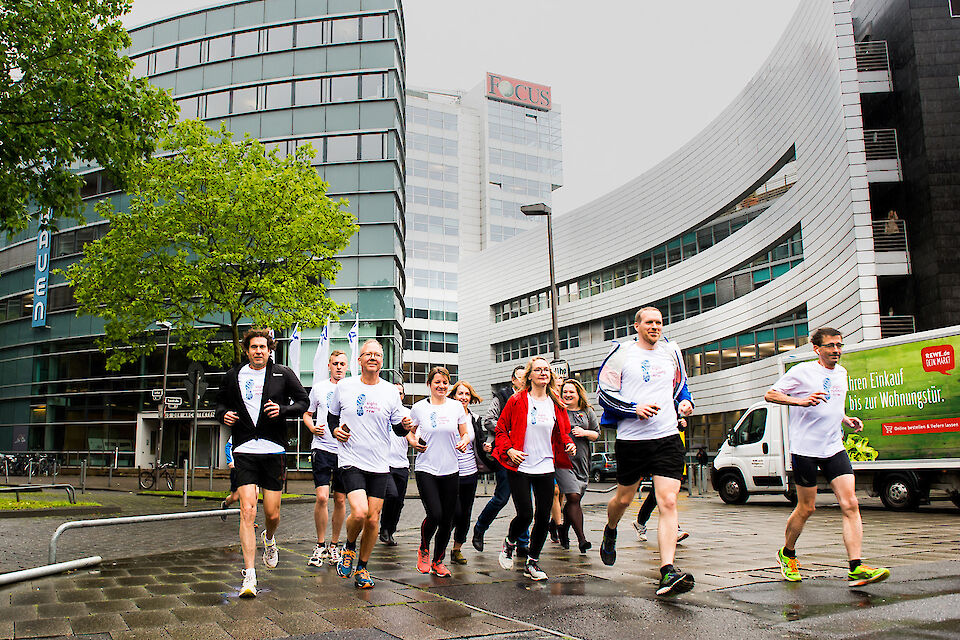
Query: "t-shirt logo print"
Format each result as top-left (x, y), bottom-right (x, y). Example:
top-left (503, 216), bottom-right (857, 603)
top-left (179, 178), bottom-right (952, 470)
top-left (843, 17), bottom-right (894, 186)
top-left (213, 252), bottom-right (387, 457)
top-left (356, 393), bottom-right (366, 416)
top-left (430, 411), bottom-right (438, 429)
top-left (244, 379), bottom-right (255, 400)
top-left (529, 405), bottom-right (538, 425)
top-left (326, 391), bottom-right (334, 406)
top-left (642, 360), bottom-right (651, 383)
top-left (822, 377), bottom-right (831, 401)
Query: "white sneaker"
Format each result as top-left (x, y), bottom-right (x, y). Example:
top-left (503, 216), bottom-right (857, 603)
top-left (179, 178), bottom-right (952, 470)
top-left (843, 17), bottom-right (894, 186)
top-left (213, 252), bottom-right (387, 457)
top-left (239, 568), bottom-right (257, 597)
top-left (677, 528), bottom-right (690, 543)
top-left (524, 558), bottom-right (547, 581)
top-left (261, 530), bottom-right (279, 568)
top-left (632, 521), bottom-right (647, 542)
top-left (498, 538), bottom-right (516, 570)
top-left (328, 544), bottom-right (342, 566)
top-left (308, 544), bottom-right (324, 567)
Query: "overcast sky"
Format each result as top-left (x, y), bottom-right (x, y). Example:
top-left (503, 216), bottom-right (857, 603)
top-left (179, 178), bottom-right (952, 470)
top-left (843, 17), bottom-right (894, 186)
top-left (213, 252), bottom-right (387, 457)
top-left (125, 1), bottom-right (803, 214)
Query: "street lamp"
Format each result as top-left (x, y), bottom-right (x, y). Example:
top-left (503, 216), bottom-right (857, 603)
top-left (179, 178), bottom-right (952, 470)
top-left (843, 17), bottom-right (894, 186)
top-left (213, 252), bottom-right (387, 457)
top-left (520, 203), bottom-right (561, 362)
top-left (156, 321), bottom-right (172, 468)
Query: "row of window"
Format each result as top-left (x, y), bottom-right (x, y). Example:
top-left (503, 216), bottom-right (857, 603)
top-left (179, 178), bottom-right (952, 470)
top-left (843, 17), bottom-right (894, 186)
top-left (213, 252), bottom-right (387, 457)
top-left (402, 361), bottom-right (460, 384)
top-left (0, 287), bottom-right (75, 324)
top-left (489, 224), bottom-right (522, 243)
top-left (682, 309), bottom-right (809, 376)
top-left (0, 223), bottom-right (108, 273)
top-left (407, 105), bottom-right (458, 132)
top-left (409, 268), bottom-right (457, 290)
top-left (177, 72), bottom-right (392, 120)
top-left (490, 206), bottom-right (787, 323)
top-left (488, 198), bottom-right (531, 222)
top-left (487, 101), bottom-right (562, 152)
top-left (408, 132), bottom-right (458, 157)
top-left (407, 185), bottom-right (458, 210)
top-left (489, 148), bottom-right (561, 176)
top-left (406, 238), bottom-right (459, 263)
top-left (493, 327), bottom-right (580, 363)
top-left (404, 330), bottom-right (458, 353)
top-left (133, 15), bottom-right (391, 77)
top-left (404, 297), bottom-right (457, 322)
top-left (408, 214), bottom-right (458, 238)
top-left (406, 158), bottom-right (458, 184)
top-left (489, 173), bottom-right (553, 199)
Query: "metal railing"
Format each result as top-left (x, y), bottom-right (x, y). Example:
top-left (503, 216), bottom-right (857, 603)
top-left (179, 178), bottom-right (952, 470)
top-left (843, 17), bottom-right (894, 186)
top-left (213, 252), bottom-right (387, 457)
top-left (872, 219), bottom-right (908, 251)
top-left (864, 129), bottom-right (900, 161)
top-left (0, 484), bottom-right (76, 504)
top-left (855, 41), bottom-right (891, 72)
top-left (880, 315), bottom-right (916, 338)
top-left (0, 449), bottom-right (135, 470)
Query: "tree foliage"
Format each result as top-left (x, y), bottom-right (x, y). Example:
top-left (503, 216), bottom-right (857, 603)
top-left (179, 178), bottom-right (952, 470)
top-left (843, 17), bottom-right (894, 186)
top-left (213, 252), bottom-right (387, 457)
top-left (0, 0), bottom-right (176, 234)
top-left (64, 120), bottom-right (358, 367)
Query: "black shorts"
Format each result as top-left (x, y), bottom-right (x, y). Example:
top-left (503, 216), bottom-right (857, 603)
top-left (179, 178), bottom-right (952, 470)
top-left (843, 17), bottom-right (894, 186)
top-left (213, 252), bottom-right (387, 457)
top-left (339, 466), bottom-right (389, 500)
top-left (791, 450), bottom-right (853, 487)
top-left (311, 449), bottom-right (344, 492)
top-left (233, 452), bottom-right (286, 492)
top-left (615, 434), bottom-right (685, 486)
top-left (229, 467), bottom-right (239, 493)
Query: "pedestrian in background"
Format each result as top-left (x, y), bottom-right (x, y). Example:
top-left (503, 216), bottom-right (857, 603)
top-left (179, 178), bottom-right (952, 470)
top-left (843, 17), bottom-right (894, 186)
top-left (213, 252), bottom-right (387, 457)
top-left (448, 380), bottom-right (486, 565)
top-left (558, 379), bottom-right (600, 553)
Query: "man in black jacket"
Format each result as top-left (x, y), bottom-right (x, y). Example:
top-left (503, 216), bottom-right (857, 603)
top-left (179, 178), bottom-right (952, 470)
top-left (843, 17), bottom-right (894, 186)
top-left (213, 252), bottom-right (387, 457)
top-left (215, 329), bottom-right (309, 598)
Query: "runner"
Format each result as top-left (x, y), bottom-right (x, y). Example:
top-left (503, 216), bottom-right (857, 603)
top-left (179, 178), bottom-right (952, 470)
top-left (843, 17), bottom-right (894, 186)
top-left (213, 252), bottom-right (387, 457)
top-left (328, 339), bottom-right (407, 589)
top-left (765, 327), bottom-right (890, 587)
top-left (303, 350), bottom-right (348, 567)
top-left (597, 307), bottom-right (695, 596)
top-left (448, 380), bottom-right (487, 565)
top-left (557, 379), bottom-right (600, 553)
top-left (379, 381), bottom-right (418, 546)
top-left (494, 356), bottom-right (576, 581)
top-left (406, 367), bottom-right (470, 577)
top-left (215, 329), bottom-right (309, 598)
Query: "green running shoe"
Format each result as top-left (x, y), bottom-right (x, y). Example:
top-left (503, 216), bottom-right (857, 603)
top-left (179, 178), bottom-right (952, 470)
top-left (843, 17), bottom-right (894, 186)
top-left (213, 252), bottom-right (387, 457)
top-left (777, 547), bottom-right (801, 582)
top-left (848, 564), bottom-right (889, 587)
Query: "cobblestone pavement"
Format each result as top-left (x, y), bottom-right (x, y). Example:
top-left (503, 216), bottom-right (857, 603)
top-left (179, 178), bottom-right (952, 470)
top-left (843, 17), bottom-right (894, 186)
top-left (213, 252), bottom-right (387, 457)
top-left (1, 485), bottom-right (959, 639)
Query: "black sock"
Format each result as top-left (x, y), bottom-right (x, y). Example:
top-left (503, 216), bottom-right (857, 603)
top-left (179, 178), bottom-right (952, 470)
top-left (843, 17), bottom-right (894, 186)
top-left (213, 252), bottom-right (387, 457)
top-left (356, 560), bottom-right (367, 571)
top-left (660, 564), bottom-right (675, 577)
top-left (604, 525), bottom-right (617, 539)
top-left (345, 540), bottom-right (357, 551)
top-left (849, 559), bottom-right (861, 571)
top-left (782, 547), bottom-right (796, 558)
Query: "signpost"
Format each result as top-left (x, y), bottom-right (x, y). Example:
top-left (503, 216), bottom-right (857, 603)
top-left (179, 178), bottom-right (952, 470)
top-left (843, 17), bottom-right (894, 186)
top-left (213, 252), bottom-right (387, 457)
top-left (184, 362), bottom-right (207, 491)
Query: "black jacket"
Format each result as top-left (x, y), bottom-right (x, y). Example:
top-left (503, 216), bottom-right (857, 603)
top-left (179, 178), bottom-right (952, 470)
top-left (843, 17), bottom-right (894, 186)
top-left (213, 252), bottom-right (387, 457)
top-left (215, 361), bottom-right (309, 450)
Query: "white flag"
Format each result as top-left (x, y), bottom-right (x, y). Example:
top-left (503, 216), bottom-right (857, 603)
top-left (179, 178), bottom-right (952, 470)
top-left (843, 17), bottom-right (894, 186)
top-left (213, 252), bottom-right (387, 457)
top-left (288, 324), bottom-right (302, 376)
top-left (312, 323), bottom-right (330, 383)
top-left (347, 314), bottom-right (360, 378)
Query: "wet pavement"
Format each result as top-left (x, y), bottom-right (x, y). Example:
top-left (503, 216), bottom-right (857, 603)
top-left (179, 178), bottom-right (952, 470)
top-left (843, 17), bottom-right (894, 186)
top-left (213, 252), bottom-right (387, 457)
top-left (1, 485), bottom-right (959, 639)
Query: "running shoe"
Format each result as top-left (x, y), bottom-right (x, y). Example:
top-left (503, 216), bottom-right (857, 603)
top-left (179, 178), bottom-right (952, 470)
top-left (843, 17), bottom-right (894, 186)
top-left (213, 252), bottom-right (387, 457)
top-left (599, 527), bottom-right (617, 566)
top-left (656, 569), bottom-right (695, 596)
top-left (632, 521), bottom-right (647, 542)
top-left (677, 529), bottom-right (690, 543)
top-left (261, 530), bottom-right (279, 568)
top-left (383, 532), bottom-right (398, 546)
top-left (498, 538), bottom-right (516, 570)
top-left (239, 568), bottom-right (257, 598)
top-left (472, 528), bottom-right (484, 552)
top-left (578, 540), bottom-right (592, 554)
top-left (337, 548), bottom-right (356, 577)
top-left (848, 564), bottom-right (890, 587)
top-left (450, 549), bottom-right (467, 565)
top-left (430, 560), bottom-right (452, 577)
top-left (328, 544), bottom-right (342, 566)
top-left (354, 567), bottom-right (375, 589)
top-left (219, 500), bottom-right (229, 521)
top-left (557, 524), bottom-right (570, 550)
top-left (417, 548), bottom-right (431, 574)
top-left (777, 547), bottom-right (802, 582)
top-left (308, 544), bottom-right (325, 567)
top-left (524, 558), bottom-right (548, 581)
top-left (548, 521), bottom-right (559, 544)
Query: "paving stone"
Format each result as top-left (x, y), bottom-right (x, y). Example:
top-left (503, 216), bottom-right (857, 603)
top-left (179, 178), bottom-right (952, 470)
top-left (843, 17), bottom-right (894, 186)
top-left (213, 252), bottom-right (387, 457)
top-left (320, 608), bottom-right (378, 630)
top-left (407, 601), bottom-right (473, 620)
top-left (133, 595), bottom-right (186, 610)
top-left (58, 588), bottom-right (104, 602)
top-left (156, 574), bottom-right (198, 584)
top-left (270, 612), bottom-right (336, 636)
top-left (0, 622), bottom-right (11, 640)
top-left (112, 629), bottom-right (173, 640)
top-left (10, 590), bottom-right (57, 606)
top-left (1, 605), bottom-right (38, 623)
top-left (74, 577), bottom-right (117, 589)
top-left (38, 602), bottom-right (86, 618)
top-left (189, 580), bottom-right (232, 593)
top-left (355, 588), bottom-right (413, 606)
top-left (221, 599), bottom-right (283, 620)
top-left (163, 623), bottom-right (233, 640)
top-left (220, 618), bottom-right (288, 640)
top-left (179, 592), bottom-right (230, 607)
top-left (116, 575), bottom-right (157, 587)
top-left (121, 609), bottom-right (180, 628)
top-left (261, 596), bottom-right (317, 614)
top-left (103, 586), bottom-right (151, 599)
top-left (145, 583), bottom-right (191, 595)
top-left (67, 613), bottom-right (129, 634)
top-left (367, 605), bottom-right (446, 640)
top-left (171, 606), bottom-right (231, 625)
top-left (12, 617), bottom-right (72, 639)
top-left (430, 616), bottom-right (505, 637)
top-left (84, 598), bottom-right (139, 614)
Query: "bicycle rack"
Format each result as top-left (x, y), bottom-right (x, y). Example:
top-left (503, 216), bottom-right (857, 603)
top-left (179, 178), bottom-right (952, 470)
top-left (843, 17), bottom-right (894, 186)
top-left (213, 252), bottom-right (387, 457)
top-left (0, 484), bottom-right (76, 504)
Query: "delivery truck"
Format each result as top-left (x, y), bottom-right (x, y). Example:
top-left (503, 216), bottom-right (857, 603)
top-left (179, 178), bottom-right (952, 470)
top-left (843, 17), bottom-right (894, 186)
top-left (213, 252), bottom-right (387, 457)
top-left (711, 326), bottom-right (960, 511)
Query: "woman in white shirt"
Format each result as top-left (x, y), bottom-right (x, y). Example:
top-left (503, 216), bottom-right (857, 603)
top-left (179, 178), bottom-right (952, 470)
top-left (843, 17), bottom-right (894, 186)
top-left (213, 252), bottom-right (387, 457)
top-left (408, 367), bottom-right (470, 577)
top-left (447, 380), bottom-right (487, 565)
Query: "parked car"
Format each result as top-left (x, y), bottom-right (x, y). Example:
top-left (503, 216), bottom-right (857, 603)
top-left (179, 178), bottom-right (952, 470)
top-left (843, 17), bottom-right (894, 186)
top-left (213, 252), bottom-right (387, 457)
top-left (590, 452), bottom-right (617, 482)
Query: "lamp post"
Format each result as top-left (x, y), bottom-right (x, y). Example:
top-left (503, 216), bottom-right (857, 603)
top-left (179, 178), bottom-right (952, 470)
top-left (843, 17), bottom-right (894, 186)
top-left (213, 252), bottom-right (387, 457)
top-left (156, 321), bottom-right (172, 468)
top-left (520, 203), bottom-right (561, 362)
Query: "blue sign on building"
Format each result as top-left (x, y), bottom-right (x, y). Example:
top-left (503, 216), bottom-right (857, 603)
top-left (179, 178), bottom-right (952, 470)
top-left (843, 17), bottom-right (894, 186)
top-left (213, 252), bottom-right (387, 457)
top-left (32, 210), bottom-right (51, 328)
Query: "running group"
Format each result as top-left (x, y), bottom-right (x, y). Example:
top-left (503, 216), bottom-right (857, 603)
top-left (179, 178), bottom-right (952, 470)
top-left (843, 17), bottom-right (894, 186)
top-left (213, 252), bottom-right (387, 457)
top-left (214, 307), bottom-right (890, 599)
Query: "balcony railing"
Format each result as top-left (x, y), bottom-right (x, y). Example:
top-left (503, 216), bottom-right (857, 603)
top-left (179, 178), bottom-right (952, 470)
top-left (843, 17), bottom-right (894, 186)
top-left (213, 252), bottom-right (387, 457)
top-left (880, 315), bottom-right (916, 338)
top-left (872, 219), bottom-right (908, 251)
top-left (864, 129), bottom-right (900, 161)
top-left (855, 41), bottom-right (891, 72)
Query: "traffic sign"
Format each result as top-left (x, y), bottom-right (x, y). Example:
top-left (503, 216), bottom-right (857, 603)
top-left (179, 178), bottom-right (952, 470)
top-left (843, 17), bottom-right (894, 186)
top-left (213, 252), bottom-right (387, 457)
top-left (184, 362), bottom-right (208, 406)
top-left (550, 359), bottom-right (569, 380)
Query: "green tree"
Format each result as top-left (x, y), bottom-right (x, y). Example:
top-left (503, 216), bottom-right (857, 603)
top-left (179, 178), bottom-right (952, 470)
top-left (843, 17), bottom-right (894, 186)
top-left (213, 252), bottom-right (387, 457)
top-left (0, 0), bottom-right (176, 234)
top-left (64, 120), bottom-right (358, 367)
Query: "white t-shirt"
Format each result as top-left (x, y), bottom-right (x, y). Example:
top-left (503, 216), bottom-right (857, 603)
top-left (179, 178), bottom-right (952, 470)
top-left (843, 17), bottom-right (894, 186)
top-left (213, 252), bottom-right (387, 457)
top-left (772, 361), bottom-right (848, 458)
top-left (329, 377), bottom-right (405, 473)
top-left (409, 398), bottom-right (468, 476)
top-left (456, 410), bottom-right (478, 476)
top-left (233, 365), bottom-right (285, 454)
top-left (308, 380), bottom-right (339, 454)
top-left (517, 396), bottom-right (557, 475)
top-left (387, 404), bottom-right (412, 469)
top-left (615, 342), bottom-right (680, 441)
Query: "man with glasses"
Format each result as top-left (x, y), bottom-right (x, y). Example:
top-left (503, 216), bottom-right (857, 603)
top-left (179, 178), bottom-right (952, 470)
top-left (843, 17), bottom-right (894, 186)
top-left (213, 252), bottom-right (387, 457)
top-left (765, 327), bottom-right (889, 587)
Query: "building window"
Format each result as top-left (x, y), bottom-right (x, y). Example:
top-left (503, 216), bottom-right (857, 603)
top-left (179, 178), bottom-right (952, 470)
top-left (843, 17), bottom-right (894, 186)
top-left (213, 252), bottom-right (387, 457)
top-left (267, 25), bottom-right (293, 51)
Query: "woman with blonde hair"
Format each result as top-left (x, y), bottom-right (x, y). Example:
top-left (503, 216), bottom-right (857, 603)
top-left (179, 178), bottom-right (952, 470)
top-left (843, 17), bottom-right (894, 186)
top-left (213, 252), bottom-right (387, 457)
top-left (557, 379), bottom-right (600, 553)
top-left (447, 380), bottom-right (487, 565)
top-left (494, 356), bottom-right (576, 581)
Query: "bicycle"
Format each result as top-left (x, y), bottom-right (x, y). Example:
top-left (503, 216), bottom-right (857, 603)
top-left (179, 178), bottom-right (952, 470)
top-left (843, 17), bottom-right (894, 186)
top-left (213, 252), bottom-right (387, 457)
top-left (138, 462), bottom-right (177, 491)
top-left (35, 454), bottom-right (61, 476)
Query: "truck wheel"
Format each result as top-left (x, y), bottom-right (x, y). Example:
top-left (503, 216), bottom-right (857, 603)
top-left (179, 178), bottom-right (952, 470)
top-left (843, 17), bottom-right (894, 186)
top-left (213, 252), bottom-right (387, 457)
top-left (880, 474), bottom-right (919, 511)
top-left (718, 472), bottom-right (749, 505)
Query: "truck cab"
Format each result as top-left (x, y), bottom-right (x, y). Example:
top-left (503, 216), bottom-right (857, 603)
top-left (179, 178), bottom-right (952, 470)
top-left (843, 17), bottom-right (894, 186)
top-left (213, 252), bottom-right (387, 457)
top-left (711, 401), bottom-right (792, 504)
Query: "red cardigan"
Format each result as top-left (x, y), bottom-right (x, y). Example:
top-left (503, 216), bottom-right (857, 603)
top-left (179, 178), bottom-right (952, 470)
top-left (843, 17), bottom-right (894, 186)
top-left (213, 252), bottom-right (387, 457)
top-left (494, 390), bottom-right (574, 472)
